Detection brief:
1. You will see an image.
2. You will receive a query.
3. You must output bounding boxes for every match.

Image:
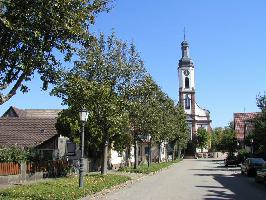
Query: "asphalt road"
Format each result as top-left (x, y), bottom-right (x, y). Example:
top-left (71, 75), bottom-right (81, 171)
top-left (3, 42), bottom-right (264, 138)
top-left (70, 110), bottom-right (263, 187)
top-left (93, 159), bottom-right (266, 200)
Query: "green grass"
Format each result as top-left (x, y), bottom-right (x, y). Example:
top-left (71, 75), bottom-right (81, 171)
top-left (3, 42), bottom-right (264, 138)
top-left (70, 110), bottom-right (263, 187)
top-left (0, 174), bottom-right (130, 200)
top-left (118, 159), bottom-right (181, 174)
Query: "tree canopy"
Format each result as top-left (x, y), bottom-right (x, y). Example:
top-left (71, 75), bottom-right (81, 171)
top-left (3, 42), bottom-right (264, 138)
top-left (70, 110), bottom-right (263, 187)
top-left (0, 0), bottom-right (111, 104)
top-left (196, 128), bottom-right (209, 153)
top-left (253, 94), bottom-right (266, 157)
top-left (211, 124), bottom-right (237, 154)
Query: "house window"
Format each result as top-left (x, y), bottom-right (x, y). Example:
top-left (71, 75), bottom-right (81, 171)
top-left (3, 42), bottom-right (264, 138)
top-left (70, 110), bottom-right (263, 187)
top-left (185, 95), bottom-right (190, 109)
top-left (185, 77), bottom-right (190, 88)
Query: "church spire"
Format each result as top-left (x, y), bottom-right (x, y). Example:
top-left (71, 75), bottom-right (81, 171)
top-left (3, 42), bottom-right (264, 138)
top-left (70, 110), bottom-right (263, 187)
top-left (181, 28), bottom-right (190, 58)
top-left (181, 39), bottom-right (189, 58)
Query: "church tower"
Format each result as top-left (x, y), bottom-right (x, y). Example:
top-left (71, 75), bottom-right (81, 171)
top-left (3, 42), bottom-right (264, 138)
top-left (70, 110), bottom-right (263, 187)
top-left (178, 38), bottom-right (211, 141)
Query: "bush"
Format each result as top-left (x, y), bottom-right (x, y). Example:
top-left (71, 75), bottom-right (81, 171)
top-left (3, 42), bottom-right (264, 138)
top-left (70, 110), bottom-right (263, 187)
top-left (0, 146), bottom-right (28, 162)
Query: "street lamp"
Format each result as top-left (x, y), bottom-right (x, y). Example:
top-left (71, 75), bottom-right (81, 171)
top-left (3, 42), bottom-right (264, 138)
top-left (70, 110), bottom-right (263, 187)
top-left (147, 134), bottom-right (151, 167)
top-left (79, 108), bottom-right (88, 188)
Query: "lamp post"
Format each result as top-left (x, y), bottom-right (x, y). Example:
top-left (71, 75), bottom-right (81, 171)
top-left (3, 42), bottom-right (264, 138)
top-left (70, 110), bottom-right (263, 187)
top-left (79, 108), bottom-right (88, 188)
top-left (147, 134), bottom-right (151, 167)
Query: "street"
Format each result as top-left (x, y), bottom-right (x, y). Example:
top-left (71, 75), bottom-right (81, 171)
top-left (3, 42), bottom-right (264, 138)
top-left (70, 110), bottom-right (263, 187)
top-left (93, 159), bottom-right (266, 200)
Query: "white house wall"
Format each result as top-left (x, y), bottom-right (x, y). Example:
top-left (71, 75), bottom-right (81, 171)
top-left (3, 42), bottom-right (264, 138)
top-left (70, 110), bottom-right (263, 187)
top-left (110, 149), bottom-right (123, 166)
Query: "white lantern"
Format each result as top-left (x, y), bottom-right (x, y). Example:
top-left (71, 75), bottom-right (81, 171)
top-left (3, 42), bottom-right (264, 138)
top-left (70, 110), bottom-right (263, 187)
top-left (79, 108), bottom-right (88, 122)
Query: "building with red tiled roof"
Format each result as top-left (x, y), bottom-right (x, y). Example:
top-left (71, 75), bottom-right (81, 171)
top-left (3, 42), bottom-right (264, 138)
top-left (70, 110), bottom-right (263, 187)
top-left (233, 112), bottom-right (258, 141)
top-left (0, 106), bottom-right (68, 160)
top-left (0, 118), bottom-right (58, 148)
top-left (2, 106), bottom-right (61, 118)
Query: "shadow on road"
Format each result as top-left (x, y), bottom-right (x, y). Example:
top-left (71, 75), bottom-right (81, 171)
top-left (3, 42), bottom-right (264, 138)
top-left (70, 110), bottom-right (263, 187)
top-left (193, 162), bottom-right (266, 200)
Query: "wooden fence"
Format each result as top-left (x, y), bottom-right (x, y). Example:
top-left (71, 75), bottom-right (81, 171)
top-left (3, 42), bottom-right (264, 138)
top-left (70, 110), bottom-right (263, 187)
top-left (0, 162), bottom-right (20, 175)
top-left (0, 160), bottom-right (69, 177)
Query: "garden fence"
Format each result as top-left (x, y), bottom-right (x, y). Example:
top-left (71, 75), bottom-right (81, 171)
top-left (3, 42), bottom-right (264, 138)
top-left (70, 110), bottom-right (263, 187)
top-left (0, 162), bottom-right (20, 175)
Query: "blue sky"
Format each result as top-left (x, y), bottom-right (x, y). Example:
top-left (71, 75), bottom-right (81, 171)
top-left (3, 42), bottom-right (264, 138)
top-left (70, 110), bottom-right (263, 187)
top-left (1, 0), bottom-right (266, 128)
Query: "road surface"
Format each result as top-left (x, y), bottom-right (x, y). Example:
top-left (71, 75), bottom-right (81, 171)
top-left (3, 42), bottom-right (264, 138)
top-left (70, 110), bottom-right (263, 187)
top-left (93, 159), bottom-right (266, 200)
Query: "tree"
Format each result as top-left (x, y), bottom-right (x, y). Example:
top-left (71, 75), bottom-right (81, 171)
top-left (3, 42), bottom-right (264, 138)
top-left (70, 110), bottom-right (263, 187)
top-left (253, 94), bottom-right (266, 157)
top-left (53, 33), bottom-right (145, 174)
top-left (218, 126), bottom-right (237, 155)
top-left (174, 105), bottom-right (189, 159)
top-left (0, 0), bottom-right (111, 104)
top-left (210, 127), bottom-right (223, 151)
top-left (196, 128), bottom-right (209, 153)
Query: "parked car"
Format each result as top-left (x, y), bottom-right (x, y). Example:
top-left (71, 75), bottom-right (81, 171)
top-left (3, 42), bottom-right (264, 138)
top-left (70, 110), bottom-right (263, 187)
top-left (255, 168), bottom-right (266, 183)
top-left (241, 158), bottom-right (265, 176)
top-left (224, 155), bottom-right (239, 167)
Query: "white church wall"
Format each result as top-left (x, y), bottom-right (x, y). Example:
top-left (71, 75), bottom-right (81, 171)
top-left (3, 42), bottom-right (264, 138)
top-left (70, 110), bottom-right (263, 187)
top-left (190, 68), bottom-right (195, 89)
top-left (195, 103), bottom-right (208, 117)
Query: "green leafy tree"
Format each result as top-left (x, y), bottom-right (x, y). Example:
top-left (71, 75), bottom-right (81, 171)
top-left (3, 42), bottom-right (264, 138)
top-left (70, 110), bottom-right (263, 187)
top-left (174, 105), bottom-right (189, 159)
top-left (0, 0), bottom-right (111, 104)
top-left (219, 126), bottom-right (237, 155)
top-left (210, 127), bottom-right (223, 151)
top-left (253, 94), bottom-right (266, 157)
top-left (196, 128), bottom-right (209, 153)
top-left (53, 33), bottom-right (146, 174)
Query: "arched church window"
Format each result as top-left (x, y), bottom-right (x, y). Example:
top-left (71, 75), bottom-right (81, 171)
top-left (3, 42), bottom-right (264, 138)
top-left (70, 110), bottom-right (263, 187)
top-left (185, 94), bottom-right (190, 109)
top-left (185, 77), bottom-right (189, 88)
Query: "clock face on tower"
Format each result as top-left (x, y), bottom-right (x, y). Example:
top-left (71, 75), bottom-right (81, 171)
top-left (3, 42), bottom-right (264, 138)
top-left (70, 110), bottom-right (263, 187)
top-left (184, 70), bottom-right (190, 76)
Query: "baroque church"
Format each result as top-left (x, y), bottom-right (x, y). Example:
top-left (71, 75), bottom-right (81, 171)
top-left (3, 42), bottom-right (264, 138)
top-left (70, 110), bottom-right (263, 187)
top-left (178, 38), bottom-right (212, 141)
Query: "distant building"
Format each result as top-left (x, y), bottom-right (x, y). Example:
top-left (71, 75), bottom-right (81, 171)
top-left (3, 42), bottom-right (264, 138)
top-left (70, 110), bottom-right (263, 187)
top-left (233, 112), bottom-right (258, 141)
top-left (178, 39), bottom-right (212, 141)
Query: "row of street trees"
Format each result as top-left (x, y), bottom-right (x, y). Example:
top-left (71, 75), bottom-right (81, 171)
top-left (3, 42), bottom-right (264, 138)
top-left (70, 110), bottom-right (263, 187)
top-left (0, 1), bottom-right (189, 174)
top-left (53, 34), bottom-right (189, 174)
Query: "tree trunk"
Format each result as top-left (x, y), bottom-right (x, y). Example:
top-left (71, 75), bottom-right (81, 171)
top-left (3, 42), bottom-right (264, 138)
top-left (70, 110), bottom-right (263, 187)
top-left (158, 143), bottom-right (161, 163)
top-left (172, 145), bottom-right (176, 161)
top-left (148, 140), bottom-right (152, 167)
top-left (134, 137), bottom-right (138, 169)
top-left (101, 131), bottom-right (109, 175)
top-left (177, 144), bottom-right (181, 159)
top-left (166, 143), bottom-right (169, 162)
top-left (126, 146), bottom-right (131, 167)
